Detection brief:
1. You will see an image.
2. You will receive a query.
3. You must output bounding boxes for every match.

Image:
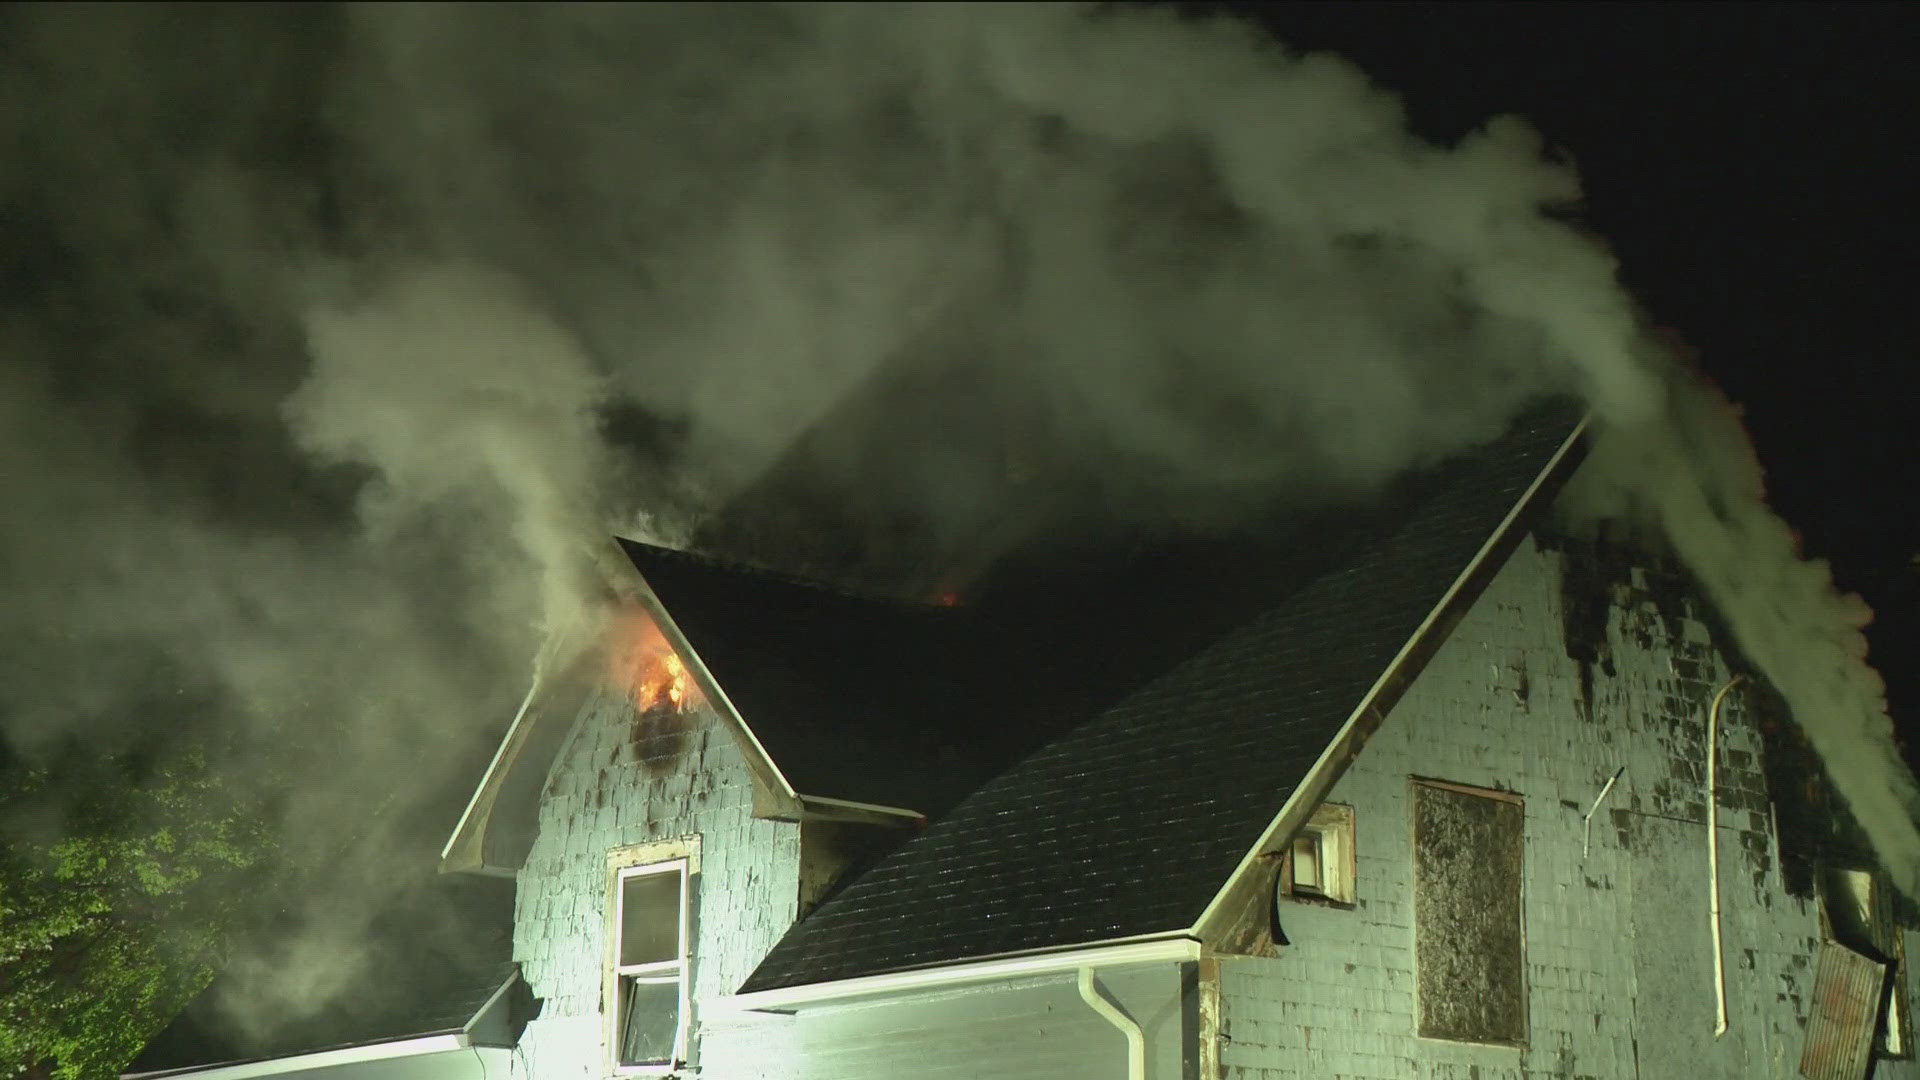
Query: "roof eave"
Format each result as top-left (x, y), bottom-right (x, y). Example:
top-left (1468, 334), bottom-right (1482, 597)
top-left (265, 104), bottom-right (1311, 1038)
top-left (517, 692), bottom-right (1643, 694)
top-left (122, 970), bottom-right (527, 1080)
top-left (719, 933), bottom-right (1202, 1013)
top-left (119, 1033), bottom-right (477, 1080)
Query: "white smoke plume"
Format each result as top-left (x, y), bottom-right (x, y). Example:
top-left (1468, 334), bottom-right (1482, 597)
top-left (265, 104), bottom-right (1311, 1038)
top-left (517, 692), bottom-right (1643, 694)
top-left (1, 0), bottom-right (1912, 1051)
top-left (288, 264), bottom-right (614, 643)
top-left (1568, 375), bottom-right (1920, 895)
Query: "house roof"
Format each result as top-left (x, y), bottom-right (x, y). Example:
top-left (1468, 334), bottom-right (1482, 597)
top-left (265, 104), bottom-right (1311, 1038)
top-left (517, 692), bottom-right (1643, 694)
top-left (738, 398), bottom-right (1588, 993)
top-left (613, 534), bottom-right (1348, 817)
top-left (123, 876), bottom-right (527, 1077)
top-left (612, 542), bottom-right (1013, 814)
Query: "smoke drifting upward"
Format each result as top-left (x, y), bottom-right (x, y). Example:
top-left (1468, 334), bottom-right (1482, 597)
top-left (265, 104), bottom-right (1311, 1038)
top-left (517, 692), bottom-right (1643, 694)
top-left (289, 264), bottom-right (614, 643)
top-left (1565, 376), bottom-right (1920, 896)
top-left (1, 0), bottom-right (1914, 1043)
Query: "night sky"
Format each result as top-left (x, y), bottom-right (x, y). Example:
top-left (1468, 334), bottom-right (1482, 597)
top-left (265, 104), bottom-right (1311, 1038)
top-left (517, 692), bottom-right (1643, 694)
top-left (1230, 1), bottom-right (1920, 725)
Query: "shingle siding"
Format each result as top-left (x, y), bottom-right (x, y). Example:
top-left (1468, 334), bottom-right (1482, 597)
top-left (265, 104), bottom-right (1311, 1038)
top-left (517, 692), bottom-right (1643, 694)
top-left (1218, 536), bottom-right (1920, 1079)
top-left (510, 693), bottom-right (801, 1079)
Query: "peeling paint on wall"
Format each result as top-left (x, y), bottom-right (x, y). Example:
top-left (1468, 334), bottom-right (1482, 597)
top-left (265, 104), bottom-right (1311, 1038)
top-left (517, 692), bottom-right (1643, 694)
top-left (511, 692), bottom-right (801, 1079)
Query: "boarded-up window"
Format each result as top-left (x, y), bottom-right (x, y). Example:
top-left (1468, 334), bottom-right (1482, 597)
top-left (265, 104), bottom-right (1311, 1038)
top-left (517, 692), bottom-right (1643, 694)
top-left (1412, 779), bottom-right (1526, 1044)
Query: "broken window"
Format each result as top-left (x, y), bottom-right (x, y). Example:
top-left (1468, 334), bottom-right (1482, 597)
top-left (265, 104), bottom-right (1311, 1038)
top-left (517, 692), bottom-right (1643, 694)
top-left (1280, 803), bottom-right (1355, 906)
top-left (1801, 940), bottom-right (1889, 1080)
top-left (1817, 867), bottom-right (1912, 1059)
top-left (1412, 779), bottom-right (1526, 1045)
top-left (610, 860), bottom-right (690, 1072)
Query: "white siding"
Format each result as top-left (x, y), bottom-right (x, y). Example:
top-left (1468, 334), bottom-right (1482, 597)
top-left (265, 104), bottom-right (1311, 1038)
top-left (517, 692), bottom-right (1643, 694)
top-left (1219, 536), bottom-right (1920, 1079)
top-left (510, 692), bottom-right (801, 1079)
top-left (703, 965), bottom-right (1190, 1080)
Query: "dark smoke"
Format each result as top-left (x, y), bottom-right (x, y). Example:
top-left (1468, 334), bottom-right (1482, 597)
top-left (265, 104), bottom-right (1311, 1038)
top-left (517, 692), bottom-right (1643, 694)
top-left (1, 2), bottom-right (1911, 1045)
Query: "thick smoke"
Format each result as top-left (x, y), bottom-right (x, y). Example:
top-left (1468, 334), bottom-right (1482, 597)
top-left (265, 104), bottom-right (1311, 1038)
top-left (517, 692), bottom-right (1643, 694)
top-left (1565, 376), bottom-right (1920, 896)
top-left (1, 0), bottom-right (1912, 1048)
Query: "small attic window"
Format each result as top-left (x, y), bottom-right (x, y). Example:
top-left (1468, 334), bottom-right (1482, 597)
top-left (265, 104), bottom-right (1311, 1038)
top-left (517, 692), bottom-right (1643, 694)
top-left (1280, 803), bottom-right (1355, 906)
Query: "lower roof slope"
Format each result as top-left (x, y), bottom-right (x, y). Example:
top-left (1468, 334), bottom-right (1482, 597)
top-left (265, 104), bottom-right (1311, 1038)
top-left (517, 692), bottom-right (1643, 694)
top-left (740, 398), bottom-right (1586, 993)
top-left (124, 876), bottom-right (523, 1076)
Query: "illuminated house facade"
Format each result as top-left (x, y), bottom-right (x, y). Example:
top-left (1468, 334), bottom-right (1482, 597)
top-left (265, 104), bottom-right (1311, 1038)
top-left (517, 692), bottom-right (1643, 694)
top-left (128, 401), bottom-right (1920, 1079)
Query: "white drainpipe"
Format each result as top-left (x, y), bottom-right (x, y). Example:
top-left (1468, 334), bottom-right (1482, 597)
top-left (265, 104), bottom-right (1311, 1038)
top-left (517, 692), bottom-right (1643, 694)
top-left (1706, 674), bottom-right (1746, 1038)
top-left (1077, 967), bottom-right (1146, 1080)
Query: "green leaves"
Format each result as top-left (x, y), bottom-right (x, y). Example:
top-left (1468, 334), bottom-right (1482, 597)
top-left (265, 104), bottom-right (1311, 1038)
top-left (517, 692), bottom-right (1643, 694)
top-left (0, 744), bottom-right (275, 1079)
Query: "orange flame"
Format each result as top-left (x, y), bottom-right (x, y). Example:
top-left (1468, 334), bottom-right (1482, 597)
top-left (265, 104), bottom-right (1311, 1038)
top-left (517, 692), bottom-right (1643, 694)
top-left (606, 606), bottom-right (697, 713)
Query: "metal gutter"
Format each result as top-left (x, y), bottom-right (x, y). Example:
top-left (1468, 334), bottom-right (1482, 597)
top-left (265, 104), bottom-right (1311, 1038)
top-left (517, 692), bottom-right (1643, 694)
top-left (718, 935), bottom-right (1202, 1013)
top-left (1193, 415), bottom-right (1590, 940)
top-left (796, 794), bottom-right (925, 827)
top-left (120, 1033), bottom-right (476, 1080)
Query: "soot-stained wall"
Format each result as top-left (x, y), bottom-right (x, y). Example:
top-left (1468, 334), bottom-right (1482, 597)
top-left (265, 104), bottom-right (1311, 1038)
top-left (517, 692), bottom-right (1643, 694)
top-left (1216, 535), bottom-right (1920, 1079)
top-left (509, 690), bottom-right (801, 1079)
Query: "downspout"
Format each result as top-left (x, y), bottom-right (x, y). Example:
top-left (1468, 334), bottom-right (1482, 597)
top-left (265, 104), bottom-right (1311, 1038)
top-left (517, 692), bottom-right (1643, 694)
top-left (1706, 674), bottom-right (1746, 1038)
top-left (1077, 967), bottom-right (1146, 1080)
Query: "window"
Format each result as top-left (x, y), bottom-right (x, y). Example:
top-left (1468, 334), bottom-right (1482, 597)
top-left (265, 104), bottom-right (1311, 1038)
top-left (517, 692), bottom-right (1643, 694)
top-left (607, 851), bottom-right (693, 1074)
top-left (1280, 803), bottom-right (1355, 906)
top-left (1817, 867), bottom-right (1912, 1058)
top-left (1411, 779), bottom-right (1526, 1045)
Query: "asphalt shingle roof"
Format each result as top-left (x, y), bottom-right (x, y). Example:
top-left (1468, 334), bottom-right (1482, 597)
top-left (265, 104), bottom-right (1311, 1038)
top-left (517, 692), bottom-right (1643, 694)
top-left (739, 399), bottom-right (1585, 992)
top-left (617, 542), bottom-right (1060, 815)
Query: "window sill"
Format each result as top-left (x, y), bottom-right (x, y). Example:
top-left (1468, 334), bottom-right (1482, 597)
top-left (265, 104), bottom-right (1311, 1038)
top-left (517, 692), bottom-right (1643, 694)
top-left (1279, 890), bottom-right (1356, 911)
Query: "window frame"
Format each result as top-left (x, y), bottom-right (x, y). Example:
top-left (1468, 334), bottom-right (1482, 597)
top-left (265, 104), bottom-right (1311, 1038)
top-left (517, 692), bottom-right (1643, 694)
top-left (606, 839), bottom-right (698, 1076)
top-left (1279, 802), bottom-right (1356, 907)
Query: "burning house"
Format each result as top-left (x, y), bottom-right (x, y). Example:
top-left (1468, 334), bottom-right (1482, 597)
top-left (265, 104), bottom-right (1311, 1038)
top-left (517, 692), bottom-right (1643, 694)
top-left (124, 400), bottom-right (1920, 1079)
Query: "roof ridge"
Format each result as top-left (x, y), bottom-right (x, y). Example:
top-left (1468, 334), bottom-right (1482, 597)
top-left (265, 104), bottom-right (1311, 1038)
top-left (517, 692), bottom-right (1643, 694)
top-left (612, 535), bottom-right (960, 616)
top-left (734, 397), bottom-right (1588, 993)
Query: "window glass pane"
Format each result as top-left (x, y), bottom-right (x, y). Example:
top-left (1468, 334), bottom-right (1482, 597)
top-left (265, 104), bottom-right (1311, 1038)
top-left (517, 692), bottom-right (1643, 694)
top-left (1292, 835), bottom-right (1321, 891)
top-left (1413, 782), bottom-right (1525, 1043)
top-left (619, 976), bottom-right (680, 1066)
top-left (620, 868), bottom-right (682, 967)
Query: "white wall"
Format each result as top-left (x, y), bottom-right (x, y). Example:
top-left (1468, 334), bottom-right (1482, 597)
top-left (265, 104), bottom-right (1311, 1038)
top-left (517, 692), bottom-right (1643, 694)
top-left (509, 693), bottom-right (801, 1079)
top-left (1218, 536), bottom-right (1920, 1079)
top-left (702, 965), bottom-right (1190, 1080)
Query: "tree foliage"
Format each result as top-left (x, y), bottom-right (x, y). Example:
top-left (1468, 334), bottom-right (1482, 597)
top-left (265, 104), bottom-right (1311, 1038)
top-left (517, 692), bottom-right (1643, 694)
top-left (0, 743), bottom-right (275, 1080)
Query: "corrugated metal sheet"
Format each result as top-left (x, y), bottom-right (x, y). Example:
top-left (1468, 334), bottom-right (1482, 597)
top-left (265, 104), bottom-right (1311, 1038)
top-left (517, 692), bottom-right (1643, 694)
top-left (1800, 939), bottom-right (1888, 1080)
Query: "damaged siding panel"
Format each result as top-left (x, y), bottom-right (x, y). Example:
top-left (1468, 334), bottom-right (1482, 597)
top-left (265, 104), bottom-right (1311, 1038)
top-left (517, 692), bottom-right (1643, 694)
top-left (1214, 539), bottom-right (1920, 1078)
top-left (1412, 780), bottom-right (1527, 1045)
top-left (1800, 941), bottom-right (1888, 1080)
top-left (511, 690), bottom-right (803, 1080)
